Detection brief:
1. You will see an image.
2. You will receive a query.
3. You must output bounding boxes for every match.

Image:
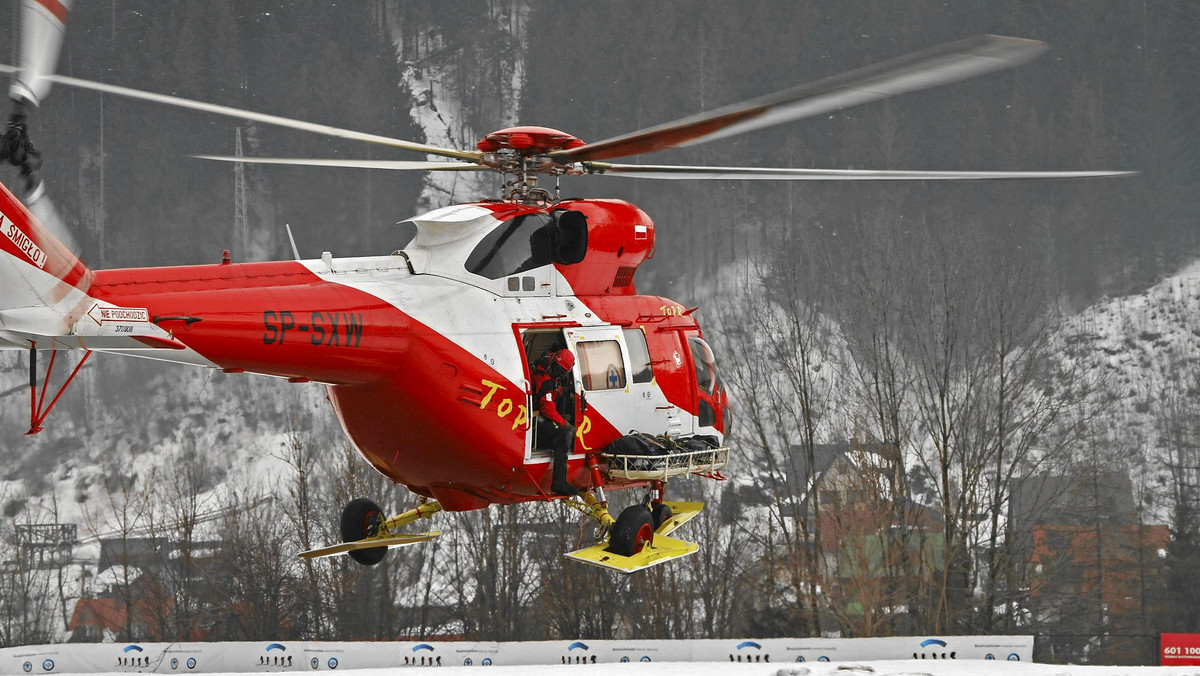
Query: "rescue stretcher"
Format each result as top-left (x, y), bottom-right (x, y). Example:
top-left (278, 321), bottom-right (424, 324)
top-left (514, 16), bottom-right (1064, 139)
top-left (603, 445), bottom-right (730, 481)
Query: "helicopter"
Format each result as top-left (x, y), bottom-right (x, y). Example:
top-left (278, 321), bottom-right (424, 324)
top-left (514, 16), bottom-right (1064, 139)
top-left (0, 4), bottom-right (1132, 573)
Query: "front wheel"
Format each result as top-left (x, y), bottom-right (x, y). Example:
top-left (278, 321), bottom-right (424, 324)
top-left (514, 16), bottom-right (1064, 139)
top-left (608, 505), bottom-right (654, 557)
top-left (341, 497), bottom-right (386, 566)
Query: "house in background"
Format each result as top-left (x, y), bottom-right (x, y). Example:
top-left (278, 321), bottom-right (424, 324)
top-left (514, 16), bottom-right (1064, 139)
top-left (755, 440), bottom-right (945, 636)
top-left (1009, 470), bottom-right (1168, 665)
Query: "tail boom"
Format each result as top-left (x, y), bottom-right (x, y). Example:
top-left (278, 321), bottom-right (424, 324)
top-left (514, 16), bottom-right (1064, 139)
top-left (0, 180), bottom-right (203, 359)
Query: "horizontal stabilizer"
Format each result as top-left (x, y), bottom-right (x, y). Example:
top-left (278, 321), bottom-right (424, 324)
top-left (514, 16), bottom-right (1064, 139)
top-left (298, 531), bottom-right (442, 560)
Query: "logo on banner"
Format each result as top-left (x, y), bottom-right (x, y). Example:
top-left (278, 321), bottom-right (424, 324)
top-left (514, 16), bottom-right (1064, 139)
top-left (186, 658), bottom-right (197, 669)
top-left (327, 658), bottom-right (338, 669)
top-left (1007, 653), bottom-right (1020, 661)
top-left (171, 659), bottom-right (178, 670)
top-left (22, 662), bottom-right (31, 673)
top-left (412, 644), bottom-right (435, 652)
top-left (920, 639), bottom-right (947, 648)
top-left (563, 641), bottom-right (595, 664)
top-left (311, 658), bottom-right (319, 669)
top-left (41, 660), bottom-right (54, 672)
top-left (731, 641), bottom-right (769, 663)
top-left (259, 646), bottom-right (293, 667)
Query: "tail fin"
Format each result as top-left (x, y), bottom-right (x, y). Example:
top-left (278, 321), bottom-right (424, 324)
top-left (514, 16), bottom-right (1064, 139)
top-left (0, 179), bottom-right (93, 346)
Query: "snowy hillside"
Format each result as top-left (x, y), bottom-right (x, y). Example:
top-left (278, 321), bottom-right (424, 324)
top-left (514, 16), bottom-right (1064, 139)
top-left (1059, 259), bottom-right (1200, 484)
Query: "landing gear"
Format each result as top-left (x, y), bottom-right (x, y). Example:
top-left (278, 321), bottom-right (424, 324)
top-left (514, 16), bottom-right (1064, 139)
top-left (606, 485), bottom-right (673, 555)
top-left (561, 478), bottom-right (704, 572)
top-left (608, 505), bottom-right (654, 556)
top-left (650, 502), bottom-right (673, 530)
top-left (340, 498), bottom-right (386, 566)
top-left (301, 500), bottom-right (443, 563)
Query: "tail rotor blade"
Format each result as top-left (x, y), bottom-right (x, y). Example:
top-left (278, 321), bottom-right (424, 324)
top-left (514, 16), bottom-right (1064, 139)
top-left (9, 0), bottom-right (73, 107)
top-left (24, 185), bottom-right (81, 254)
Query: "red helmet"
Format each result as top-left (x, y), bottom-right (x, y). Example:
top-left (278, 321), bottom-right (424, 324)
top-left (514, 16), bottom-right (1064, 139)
top-left (552, 348), bottom-right (575, 372)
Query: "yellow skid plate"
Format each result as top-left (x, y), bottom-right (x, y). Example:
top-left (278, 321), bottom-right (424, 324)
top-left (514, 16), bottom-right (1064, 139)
top-left (565, 501), bottom-right (704, 573)
top-left (656, 501), bottom-right (703, 536)
top-left (298, 531), bottom-right (441, 560)
top-left (565, 533), bottom-right (698, 573)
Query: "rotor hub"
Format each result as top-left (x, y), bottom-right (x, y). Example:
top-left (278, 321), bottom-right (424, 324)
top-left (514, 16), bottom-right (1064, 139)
top-left (476, 126), bottom-right (584, 155)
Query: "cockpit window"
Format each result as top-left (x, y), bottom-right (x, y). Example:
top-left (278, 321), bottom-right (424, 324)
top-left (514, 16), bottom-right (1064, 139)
top-left (623, 328), bottom-right (653, 384)
top-left (688, 337), bottom-right (718, 396)
top-left (465, 214), bottom-right (553, 279)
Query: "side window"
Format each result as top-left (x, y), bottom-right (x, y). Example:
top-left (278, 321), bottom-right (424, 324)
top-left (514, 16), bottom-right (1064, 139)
top-left (688, 337), bottom-right (717, 396)
top-left (465, 214), bottom-right (553, 279)
top-left (623, 328), bottom-right (653, 384)
top-left (576, 340), bottom-right (627, 391)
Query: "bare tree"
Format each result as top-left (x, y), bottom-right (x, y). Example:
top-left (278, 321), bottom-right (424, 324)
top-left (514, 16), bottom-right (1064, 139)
top-left (79, 457), bottom-right (155, 641)
top-left (216, 487), bottom-right (293, 640)
top-left (711, 252), bottom-right (835, 636)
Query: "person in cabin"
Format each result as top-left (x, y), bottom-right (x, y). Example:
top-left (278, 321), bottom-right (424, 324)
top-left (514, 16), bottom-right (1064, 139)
top-left (531, 346), bottom-right (578, 496)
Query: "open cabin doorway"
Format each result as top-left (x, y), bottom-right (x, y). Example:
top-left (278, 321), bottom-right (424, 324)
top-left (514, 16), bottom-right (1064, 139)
top-left (521, 327), bottom-right (575, 464)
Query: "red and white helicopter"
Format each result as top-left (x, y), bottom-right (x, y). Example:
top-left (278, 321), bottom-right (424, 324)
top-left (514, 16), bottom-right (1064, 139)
top-left (0, 3), bottom-right (1130, 572)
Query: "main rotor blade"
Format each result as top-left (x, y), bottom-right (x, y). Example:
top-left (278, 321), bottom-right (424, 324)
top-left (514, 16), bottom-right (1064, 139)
top-left (194, 155), bottom-right (489, 171)
top-left (6, 69), bottom-right (482, 162)
top-left (551, 35), bottom-right (1048, 164)
top-left (586, 163), bottom-right (1137, 181)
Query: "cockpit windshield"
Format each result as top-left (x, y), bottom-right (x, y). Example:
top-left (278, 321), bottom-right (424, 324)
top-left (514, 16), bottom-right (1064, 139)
top-left (464, 211), bottom-right (588, 280)
top-left (688, 337), bottom-right (719, 396)
top-left (465, 214), bottom-right (554, 279)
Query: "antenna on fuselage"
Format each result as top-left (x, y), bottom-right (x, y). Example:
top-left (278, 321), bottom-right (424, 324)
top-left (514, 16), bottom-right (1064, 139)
top-left (284, 223), bottom-right (300, 260)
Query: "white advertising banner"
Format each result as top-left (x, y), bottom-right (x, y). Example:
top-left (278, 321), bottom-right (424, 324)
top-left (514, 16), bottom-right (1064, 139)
top-left (0, 636), bottom-right (1034, 673)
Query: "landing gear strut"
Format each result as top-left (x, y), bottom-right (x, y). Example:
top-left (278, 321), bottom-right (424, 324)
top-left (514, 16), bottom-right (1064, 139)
top-left (300, 499), bottom-right (443, 563)
top-left (561, 479), bottom-right (703, 573)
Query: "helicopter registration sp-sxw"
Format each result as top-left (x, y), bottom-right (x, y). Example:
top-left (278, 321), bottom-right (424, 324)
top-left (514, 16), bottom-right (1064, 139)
top-left (0, 2), bottom-right (1132, 573)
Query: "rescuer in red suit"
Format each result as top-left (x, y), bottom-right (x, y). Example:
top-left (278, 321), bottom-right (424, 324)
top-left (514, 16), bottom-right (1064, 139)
top-left (532, 347), bottom-right (579, 496)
